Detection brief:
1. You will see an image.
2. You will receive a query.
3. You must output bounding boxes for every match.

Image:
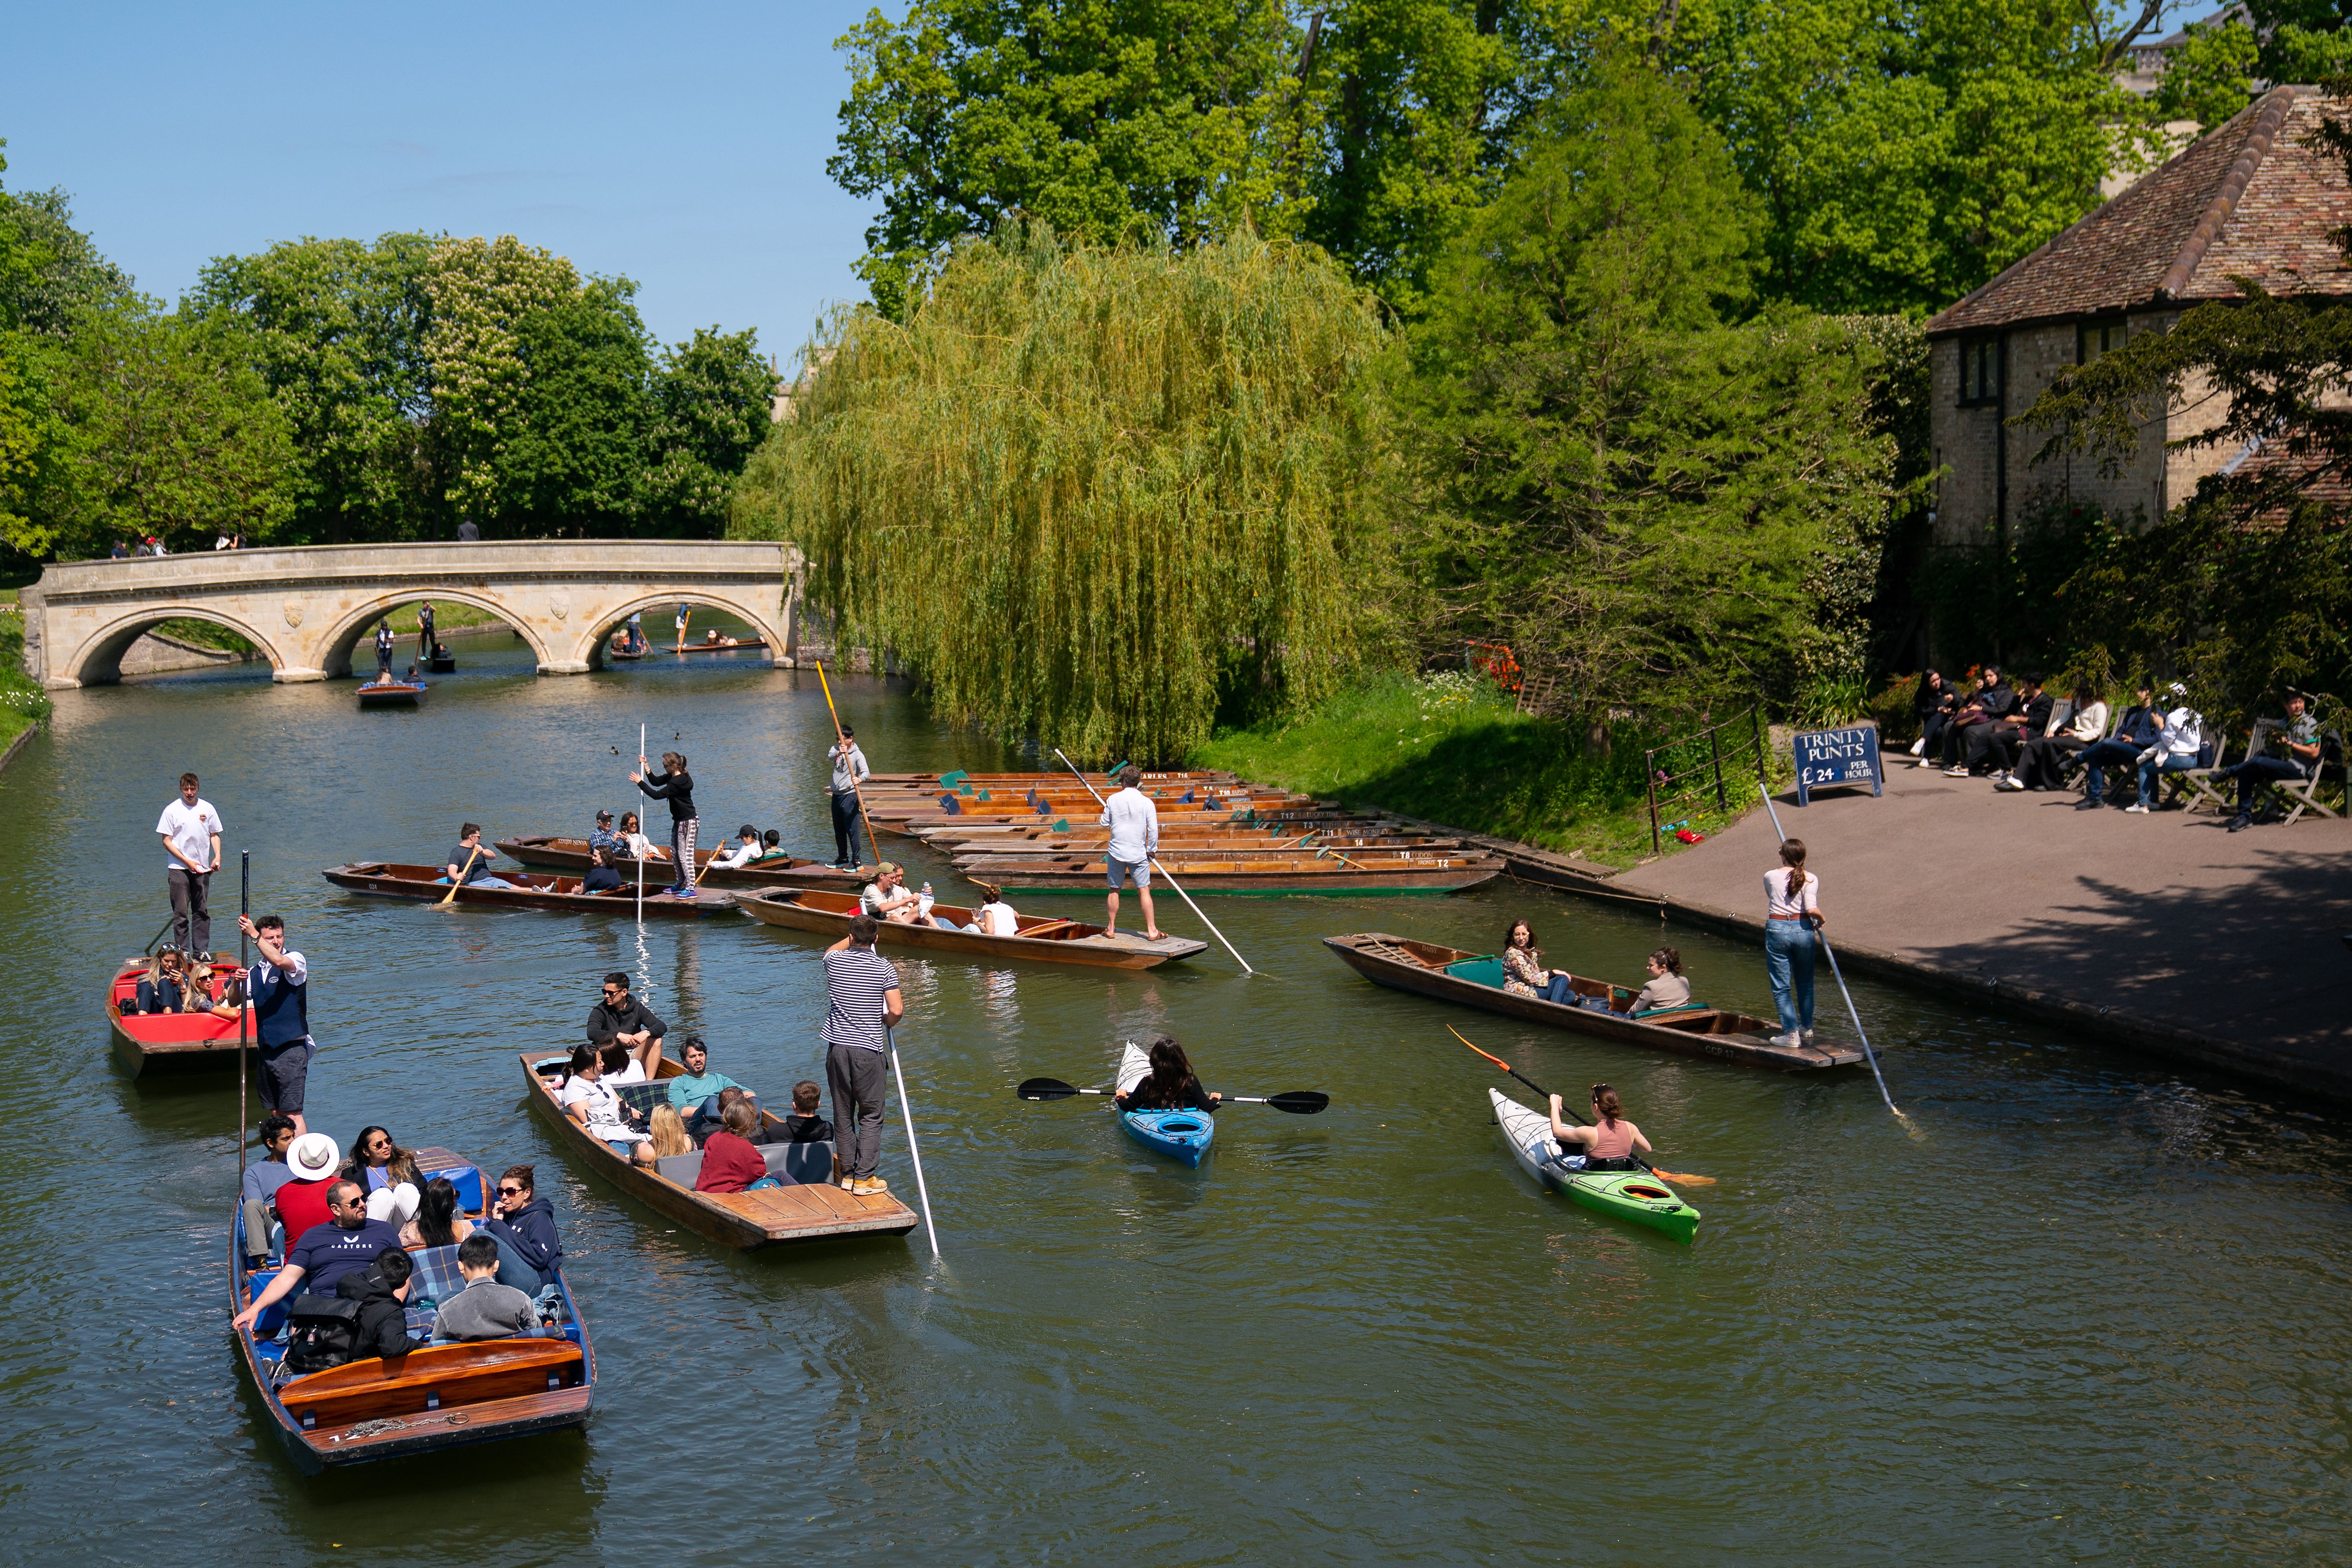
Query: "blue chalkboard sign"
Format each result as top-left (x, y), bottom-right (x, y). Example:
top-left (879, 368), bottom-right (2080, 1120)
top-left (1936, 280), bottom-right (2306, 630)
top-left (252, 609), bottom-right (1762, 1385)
top-left (1792, 723), bottom-right (1883, 806)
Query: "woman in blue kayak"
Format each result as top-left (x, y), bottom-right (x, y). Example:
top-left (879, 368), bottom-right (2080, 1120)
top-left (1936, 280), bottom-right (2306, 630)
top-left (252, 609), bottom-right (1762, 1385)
top-left (1548, 1083), bottom-right (1651, 1172)
top-left (1114, 1036), bottom-right (1224, 1114)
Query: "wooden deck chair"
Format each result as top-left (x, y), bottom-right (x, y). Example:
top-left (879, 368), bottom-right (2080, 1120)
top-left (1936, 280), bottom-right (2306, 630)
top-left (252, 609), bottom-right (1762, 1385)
top-left (2172, 723), bottom-right (2244, 816)
top-left (2075, 702), bottom-right (2131, 802)
top-left (2268, 724), bottom-right (2345, 825)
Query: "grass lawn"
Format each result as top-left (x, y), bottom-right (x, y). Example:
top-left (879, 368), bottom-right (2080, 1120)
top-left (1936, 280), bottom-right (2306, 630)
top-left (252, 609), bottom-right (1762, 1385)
top-left (0, 613), bottom-right (52, 753)
top-left (148, 599), bottom-right (510, 655)
top-left (1190, 673), bottom-right (1786, 871)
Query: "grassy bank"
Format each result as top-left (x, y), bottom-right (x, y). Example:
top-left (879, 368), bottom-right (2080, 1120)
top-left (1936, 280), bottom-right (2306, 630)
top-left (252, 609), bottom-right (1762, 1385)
top-left (150, 600), bottom-right (510, 655)
top-left (1190, 673), bottom-right (1784, 869)
top-left (0, 613), bottom-right (53, 753)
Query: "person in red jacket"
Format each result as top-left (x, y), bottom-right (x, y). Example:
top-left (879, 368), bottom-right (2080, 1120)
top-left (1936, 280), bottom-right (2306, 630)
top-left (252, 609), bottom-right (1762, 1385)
top-left (271, 1132), bottom-right (343, 1243)
top-left (694, 1100), bottom-right (777, 1193)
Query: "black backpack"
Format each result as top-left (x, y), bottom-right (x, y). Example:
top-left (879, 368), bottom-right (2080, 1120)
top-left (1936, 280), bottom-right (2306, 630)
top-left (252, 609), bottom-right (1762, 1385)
top-left (279, 1293), bottom-right (361, 1379)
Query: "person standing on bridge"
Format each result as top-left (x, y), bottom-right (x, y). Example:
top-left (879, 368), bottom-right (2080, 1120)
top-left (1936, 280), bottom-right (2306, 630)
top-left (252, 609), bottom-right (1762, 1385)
top-left (416, 601), bottom-right (435, 662)
top-left (157, 772), bottom-right (222, 957)
top-left (632, 750), bottom-right (699, 898)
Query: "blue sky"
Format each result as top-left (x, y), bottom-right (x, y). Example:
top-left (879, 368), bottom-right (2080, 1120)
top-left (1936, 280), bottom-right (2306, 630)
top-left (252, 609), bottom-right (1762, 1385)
top-left (4, 1), bottom-right (897, 372)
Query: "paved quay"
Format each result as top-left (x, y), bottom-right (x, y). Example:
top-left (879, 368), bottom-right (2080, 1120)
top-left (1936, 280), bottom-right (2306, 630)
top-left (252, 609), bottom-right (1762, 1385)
top-left (1598, 760), bottom-right (2352, 1100)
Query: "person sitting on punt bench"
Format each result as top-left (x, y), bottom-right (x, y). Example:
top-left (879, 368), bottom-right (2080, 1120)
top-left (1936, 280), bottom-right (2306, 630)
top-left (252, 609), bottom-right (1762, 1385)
top-left (485, 1164), bottom-right (566, 1290)
top-left (231, 1180), bottom-right (405, 1334)
top-left (561, 1043), bottom-right (657, 1164)
top-left (697, 1100), bottom-right (786, 1193)
top-left (399, 1174), bottom-right (543, 1293)
top-left (707, 824), bottom-right (764, 871)
top-left (1502, 921), bottom-right (1576, 1006)
top-left (667, 1036), bottom-right (749, 1128)
top-left (756, 829), bottom-right (794, 863)
top-left (580, 845), bottom-right (624, 896)
top-left (2072, 681), bottom-right (2160, 809)
top-left (431, 1233), bottom-right (542, 1343)
top-left (273, 1133), bottom-right (344, 1245)
top-left (588, 809), bottom-right (626, 863)
top-left (587, 972), bottom-right (666, 1077)
top-left (240, 1113), bottom-right (299, 1267)
top-left (750, 1080), bottom-right (833, 1146)
top-left (1631, 948), bottom-right (1692, 1014)
top-left (2221, 691), bottom-right (2323, 832)
top-left (132, 948), bottom-right (188, 1014)
top-left (441, 823), bottom-right (517, 890)
top-left (338, 1246), bottom-right (424, 1361)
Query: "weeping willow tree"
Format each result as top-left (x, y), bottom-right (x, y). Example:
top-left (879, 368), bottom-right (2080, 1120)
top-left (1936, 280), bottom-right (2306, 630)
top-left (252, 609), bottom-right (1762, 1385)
top-left (731, 221), bottom-right (1392, 762)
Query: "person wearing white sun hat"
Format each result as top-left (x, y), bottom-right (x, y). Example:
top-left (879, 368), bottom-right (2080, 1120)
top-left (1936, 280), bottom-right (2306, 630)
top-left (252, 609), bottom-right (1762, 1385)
top-left (260, 1133), bottom-right (342, 1263)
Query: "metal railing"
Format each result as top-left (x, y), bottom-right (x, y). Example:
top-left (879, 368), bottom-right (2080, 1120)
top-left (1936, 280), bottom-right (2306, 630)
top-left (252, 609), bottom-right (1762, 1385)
top-left (1643, 708), bottom-right (1766, 855)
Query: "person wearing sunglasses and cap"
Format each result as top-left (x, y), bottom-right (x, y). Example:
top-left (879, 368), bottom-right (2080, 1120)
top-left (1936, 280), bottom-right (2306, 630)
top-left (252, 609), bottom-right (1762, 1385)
top-left (587, 808), bottom-right (626, 864)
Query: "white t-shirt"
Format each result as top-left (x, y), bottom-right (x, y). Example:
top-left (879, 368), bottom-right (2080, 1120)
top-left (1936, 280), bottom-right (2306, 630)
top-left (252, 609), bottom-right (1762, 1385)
top-left (1763, 868), bottom-right (1819, 918)
top-left (606, 1058), bottom-right (648, 1085)
top-left (560, 1074), bottom-right (646, 1142)
top-left (710, 840), bottom-right (761, 869)
top-left (157, 797), bottom-right (223, 872)
top-left (978, 900), bottom-right (1018, 936)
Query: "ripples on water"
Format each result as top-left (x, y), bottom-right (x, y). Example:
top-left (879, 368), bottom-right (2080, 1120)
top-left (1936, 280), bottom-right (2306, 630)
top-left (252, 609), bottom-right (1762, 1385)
top-left (0, 634), bottom-right (2344, 1565)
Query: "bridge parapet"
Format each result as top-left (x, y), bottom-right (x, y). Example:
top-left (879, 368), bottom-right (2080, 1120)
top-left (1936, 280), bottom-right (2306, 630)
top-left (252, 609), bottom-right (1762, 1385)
top-left (20, 540), bottom-right (802, 688)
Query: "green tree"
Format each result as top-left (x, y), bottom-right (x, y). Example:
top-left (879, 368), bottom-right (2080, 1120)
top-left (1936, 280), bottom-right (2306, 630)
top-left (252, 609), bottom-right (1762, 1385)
top-left (492, 278), bottom-right (655, 532)
top-left (187, 233), bottom-right (434, 543)
top-left (642, 326), bottom-right (773, 535)
top-left (1395, 53), bottom-right (1897, 720)
top-left (420, 234), bottom-right (582, 523)
top-left (2155, 16), bottom-right (2260, 134)
top-left (18, 303), bottom-right (295, 558)
top-left (732, 221), bottom-right (1390, 761)
top-left (829, 0), bottom-right (1310, 316)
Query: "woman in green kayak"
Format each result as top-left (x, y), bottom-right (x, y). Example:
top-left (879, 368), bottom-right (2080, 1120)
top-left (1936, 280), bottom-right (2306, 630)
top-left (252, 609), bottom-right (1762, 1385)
top-left (1548, 1083), bottom-right (1651, 1172)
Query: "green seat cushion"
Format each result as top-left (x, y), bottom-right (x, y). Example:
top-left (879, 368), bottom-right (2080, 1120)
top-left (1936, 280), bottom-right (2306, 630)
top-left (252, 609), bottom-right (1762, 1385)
top-left (1444, 956), bottom-right (1507, 988)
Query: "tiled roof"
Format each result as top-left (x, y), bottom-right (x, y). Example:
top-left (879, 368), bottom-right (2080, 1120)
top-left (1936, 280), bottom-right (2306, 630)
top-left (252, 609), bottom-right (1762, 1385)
top-left (1926, 87), bottom-right (2352, 336)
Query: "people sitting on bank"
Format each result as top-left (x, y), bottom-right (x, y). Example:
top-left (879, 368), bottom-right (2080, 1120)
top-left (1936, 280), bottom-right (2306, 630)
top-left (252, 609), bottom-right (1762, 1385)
top-left (580, 845), bottom-right (624, 895)
top-left (1934, 668), bottom-right (1998, 769)
top-left (485, 1164), bottom-right (565, 1289)
top-left (1909, 670), bottom-right (1958, 768)
top-left (2074, 681), bottom-right (2160, 809)
top-left (440, 823), bottom-right (517, 890)
top-left (337, 1245), bottom-right (425, 1361)
top-left (1942, 667), bottom-right (2021, 775)
top-left (231, 1179), bottom-right (405, 1333)
top-left (1548, 1083), bottom-right (1653, 1172)
top-left (560, 1043), bottom-right (657, 1164)
top-left (586, 971), bottom-right (666, 1076)
top-left (1501, 920), bottom-right (1576, 1006)
top-left (272, 1133), bottom-right (343, 1243)
top-left (667, 1036), bottom-right (748, 1127)
top-left (1965, 671), bottom-right (2043, 781)
top-left (2013, 682), bottom-right (2108, 792)
top-left (1115, 1035), bottom-right (1223, 1114)
top-left (588, 808), bottom-right (626, 862)
top-left (707, 824), bottom-right (764, 871)
top-left (240, 1113), bottom-right (301, 1265)
top-left (133, 947), bottom-right (188, 1014)
top-left (431, 1233), bottom-right (543, 1343)
top-left (2131, 685), bottom-right (2205, 814)
top-left (2221, 691), bottom-right (2324, 831)
top-left (1632, 948), bottom-right (1691, 1013)
top-left (595, 1037), bottom-right (647, 1085)
top-left (861, 862), bottom-right (935, 925)
top-left (695, 1101), bottom-right (782, 1193)
top-left (342, 1124), bottom-right (425, 1192)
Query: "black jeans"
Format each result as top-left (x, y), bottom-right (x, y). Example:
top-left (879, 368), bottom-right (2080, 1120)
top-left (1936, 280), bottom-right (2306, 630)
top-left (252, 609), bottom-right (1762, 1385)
top-left (2019, 734), bottom-right (2085, 790)
top-left (1919, 711), bottom-right (1951, 758)
top-left (2225, 754), bottom-right (2308, 812)
top-left (167, 867), bottom-right (212, 954)
top-left (830, 792), bottom-right (863, 864)
top-left (826, 1041), bottom-right (888, 1180)
top-left (1962, 722), bottom-right (2021, 772)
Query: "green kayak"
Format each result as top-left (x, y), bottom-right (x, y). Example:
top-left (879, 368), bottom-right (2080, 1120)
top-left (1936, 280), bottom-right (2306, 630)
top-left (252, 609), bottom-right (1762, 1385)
top-left (1488, 1088), bottom-right (1700, 1244)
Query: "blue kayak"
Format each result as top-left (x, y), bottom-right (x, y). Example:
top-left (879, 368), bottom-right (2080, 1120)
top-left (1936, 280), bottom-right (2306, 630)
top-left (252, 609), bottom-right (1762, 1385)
top-left (1116, 1042), bottom-right (1216, 1167)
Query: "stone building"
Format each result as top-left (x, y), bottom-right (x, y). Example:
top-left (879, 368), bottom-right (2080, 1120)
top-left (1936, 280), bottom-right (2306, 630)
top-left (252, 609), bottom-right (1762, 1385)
top-left (1924, 85), bottom-right (2352, 556)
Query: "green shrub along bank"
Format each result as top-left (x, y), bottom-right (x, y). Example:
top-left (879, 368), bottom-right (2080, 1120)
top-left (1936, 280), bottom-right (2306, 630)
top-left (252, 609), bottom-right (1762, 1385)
top-left (147, 600), bottom-right (510, 657)
top-left (1190, 673), bottom-right (1785, 870)
top-left (0, 614), bottom-right (53, 751)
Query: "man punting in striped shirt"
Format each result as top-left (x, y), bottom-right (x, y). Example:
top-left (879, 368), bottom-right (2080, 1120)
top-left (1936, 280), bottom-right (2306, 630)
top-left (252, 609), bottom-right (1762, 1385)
top-left (823, 913), bottom-right (903, 1196)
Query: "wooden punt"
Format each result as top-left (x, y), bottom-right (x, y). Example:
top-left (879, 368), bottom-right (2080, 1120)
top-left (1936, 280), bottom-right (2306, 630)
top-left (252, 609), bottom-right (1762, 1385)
top-left (519, 1054), bottom-right (921, 1249)
top-left (955, 852), bottom-right (1505, 895)
top-left (868, 769), bottom-right (1239, 786)
top-left (918, 812), bottom-right (1414, 847)
top-left (737, 887), bottom-right (1208, 969)
top-left (230, 1143), bottom-right (594, 1471)
top-left (495, 834), bottom-right (864, 890)
top-left (932, 831), bottom-right (1463, 857)
top-left (1321, 932), bottom-right (1867, 1071)
top-left (108, 953), bottom-right (255, 1077)
top-left (322, 862), bottom-right (737, 916)
top-left (426, 653), bottom-right (457, 673)
top-left (877, 801), bottom-right (1313, 838)
top-left (356, 680), bottom-right (426, 708)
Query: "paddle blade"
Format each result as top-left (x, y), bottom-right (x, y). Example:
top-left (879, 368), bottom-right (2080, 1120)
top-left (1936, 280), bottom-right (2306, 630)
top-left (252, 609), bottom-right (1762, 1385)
top-left (1649, 1168), bottom-right (1717, 1187)
top-left (1015, 1077), bottom-right (1081, 1102)
top-left (1264, 1091), bottom-right (1330, 1115)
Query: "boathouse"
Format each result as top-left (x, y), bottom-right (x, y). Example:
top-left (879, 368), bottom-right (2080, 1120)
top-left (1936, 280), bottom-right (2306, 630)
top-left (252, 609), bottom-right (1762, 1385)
top-left (1924, 84), bottom-right (2352, 551)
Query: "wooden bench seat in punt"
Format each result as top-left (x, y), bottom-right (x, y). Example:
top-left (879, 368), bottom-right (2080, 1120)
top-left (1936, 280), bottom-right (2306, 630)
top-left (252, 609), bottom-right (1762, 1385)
top-left (277, 1339), bottom-right (584, 1428)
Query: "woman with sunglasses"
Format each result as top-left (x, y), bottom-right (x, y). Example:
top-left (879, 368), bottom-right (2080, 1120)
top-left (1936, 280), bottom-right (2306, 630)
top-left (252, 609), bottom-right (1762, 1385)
top-left (341, 1125), bottom-right (425, 1192)
top-left (484, 1164), bottom-right (566, 1291)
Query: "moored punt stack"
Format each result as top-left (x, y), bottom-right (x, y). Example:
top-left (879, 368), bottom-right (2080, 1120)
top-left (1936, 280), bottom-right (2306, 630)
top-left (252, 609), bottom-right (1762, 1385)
top-left (107, 954), bottom-right (253, 1077)
top-left (1321, 932), bottom-right (1865, 1070)
top-left (955, 848), bottom-right (1505, 895)
top-left (521, 1055), bottom-right (920, 1249)
top-left (495, 835), bottom-right (865, 891)
top-left (230, 1143), bottom-right (596, 1471)
top-left (322, 862), bottom-right (738, 917)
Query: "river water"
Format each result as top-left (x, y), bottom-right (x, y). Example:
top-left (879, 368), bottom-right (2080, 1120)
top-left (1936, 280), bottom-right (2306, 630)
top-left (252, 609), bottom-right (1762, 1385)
top-left (2, 632), bottom-right (2345, 1565)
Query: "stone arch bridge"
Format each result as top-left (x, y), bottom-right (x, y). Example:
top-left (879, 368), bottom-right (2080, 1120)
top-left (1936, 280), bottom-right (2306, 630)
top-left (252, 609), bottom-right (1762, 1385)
top-left (20, 540), bottom-right (804, 688)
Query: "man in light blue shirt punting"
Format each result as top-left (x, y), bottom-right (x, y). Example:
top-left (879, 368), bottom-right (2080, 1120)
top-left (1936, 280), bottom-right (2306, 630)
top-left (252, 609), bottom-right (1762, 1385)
top-left (1099, 764), bottom-right (1162, 942)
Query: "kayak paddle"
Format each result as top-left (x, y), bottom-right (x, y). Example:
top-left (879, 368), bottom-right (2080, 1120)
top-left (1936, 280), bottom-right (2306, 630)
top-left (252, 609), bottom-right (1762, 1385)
top-left (1016, 1076), bottom-right (1329, 1114)
top-left (1446, 1026), bottom-right (1715, 1186)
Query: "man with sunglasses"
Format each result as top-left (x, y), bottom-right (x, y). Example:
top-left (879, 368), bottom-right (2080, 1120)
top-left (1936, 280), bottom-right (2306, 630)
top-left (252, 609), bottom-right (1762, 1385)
top-left (483, 1164), bottom-right (565, 1291)
top-left (230, 1179), bottom-right (402, 1333)
top-left (584, 972), bottom-right (666, 1077)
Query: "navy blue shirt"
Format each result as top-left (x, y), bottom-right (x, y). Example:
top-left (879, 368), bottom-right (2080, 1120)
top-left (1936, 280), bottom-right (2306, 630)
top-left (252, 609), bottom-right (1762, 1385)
top-left (287, 1218), bottom-right (404, 1295)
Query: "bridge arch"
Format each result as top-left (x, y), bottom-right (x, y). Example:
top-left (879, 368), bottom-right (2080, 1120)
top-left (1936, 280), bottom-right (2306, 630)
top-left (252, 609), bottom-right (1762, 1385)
top-left (316, 590), bottom-right (552, 679)
top-left (576, 590), bottom-right (786, 671)
top-left (65, 604), bottom-right (288, 687)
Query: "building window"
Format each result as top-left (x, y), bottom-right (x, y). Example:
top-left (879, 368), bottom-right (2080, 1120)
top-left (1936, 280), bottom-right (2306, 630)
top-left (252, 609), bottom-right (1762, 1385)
top-left (2078, 317), bottom-right (2127, 363)
top-left (1958, 337), bottom-right (2001, 406)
